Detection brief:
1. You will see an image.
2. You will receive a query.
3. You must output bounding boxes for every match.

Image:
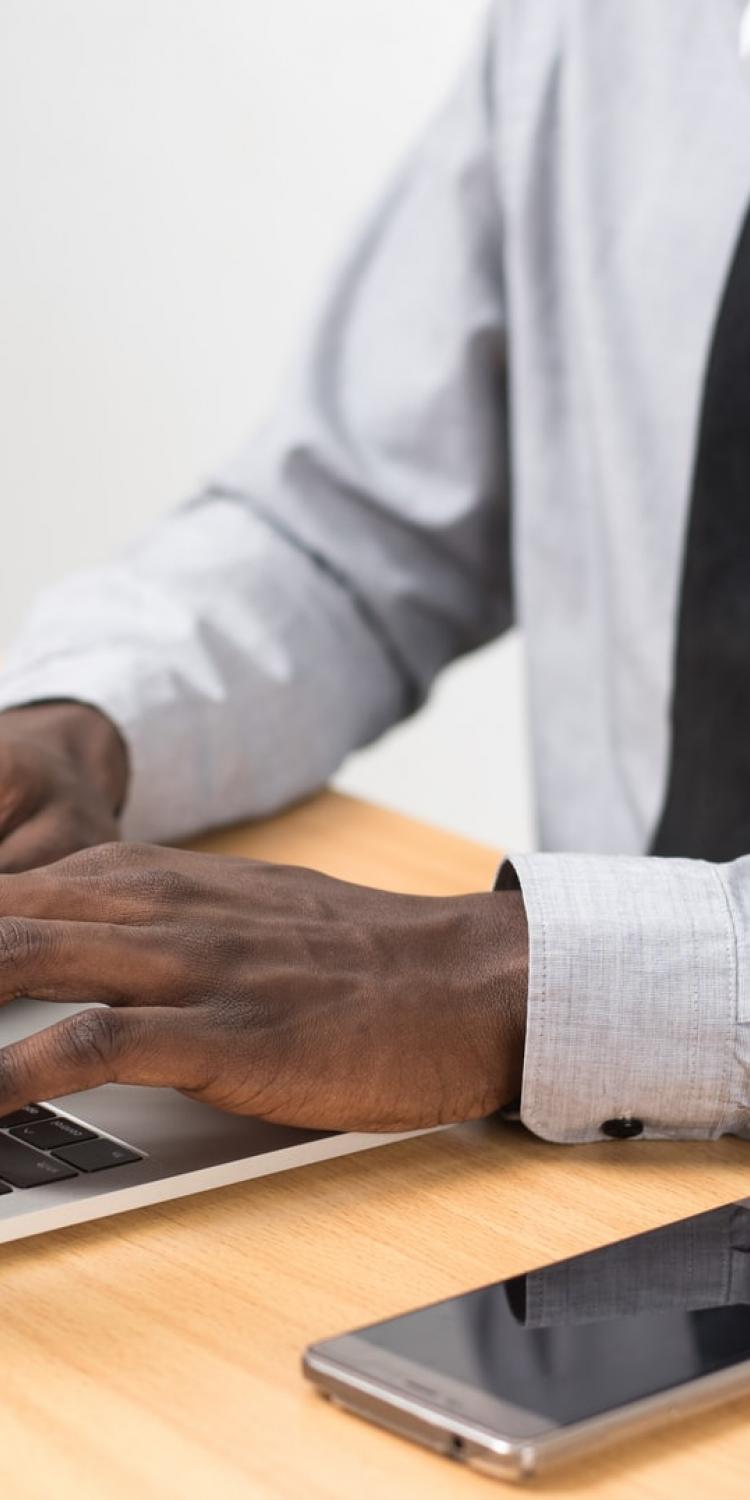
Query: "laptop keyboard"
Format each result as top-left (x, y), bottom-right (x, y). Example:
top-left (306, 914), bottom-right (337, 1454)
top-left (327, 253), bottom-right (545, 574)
top-left (0, 1105), bottom-right (142, 1192)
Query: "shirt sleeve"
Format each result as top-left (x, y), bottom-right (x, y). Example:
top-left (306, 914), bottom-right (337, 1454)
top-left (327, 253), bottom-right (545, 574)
top-left (497, 851), bottom-right (750, 1144)
top-left (0, 13), bottom-right (511, 844)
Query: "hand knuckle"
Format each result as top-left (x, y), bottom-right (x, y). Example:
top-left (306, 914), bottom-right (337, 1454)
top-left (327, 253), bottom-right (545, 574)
top-left (62, 1008), bottom-right (123, 1069)
top-left (0, 1046), bottom-right (19, 1099)
top-left (132, 866), bottom-right (192, 904)
top-left (154, 868), bottom-right (199, 905)
top-left (61, 839), bottom-right (125, 875)
top-left (88, 839), bottom-right (124, 869)
top-left (214, 990), bottom-right (270, 1036)
top-left (63, 844), bottom-right (168, 893)
top-left (0, 917), bottom-right (41, 971)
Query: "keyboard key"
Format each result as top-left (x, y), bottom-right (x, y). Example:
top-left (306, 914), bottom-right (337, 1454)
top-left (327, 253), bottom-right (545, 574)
top-left (0, 1136), bottom-right (77, 1188)
top-left (0, 1105), bottom-right (56, 1128)
top-left (52, 1138), bottom-right (141, 1173)
top-left (10, 1119), bottom-right (96, 1151)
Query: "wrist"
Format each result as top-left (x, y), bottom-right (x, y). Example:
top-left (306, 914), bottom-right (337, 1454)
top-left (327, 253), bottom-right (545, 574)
top-left (458, 889), bottom-right (529, 1112)
top-left (0, 701), bottom-right (129, 815)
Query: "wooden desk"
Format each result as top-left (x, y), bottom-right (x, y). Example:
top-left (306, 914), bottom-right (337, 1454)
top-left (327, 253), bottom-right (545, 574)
top-left (1, 791), bottom-right (749, 1499)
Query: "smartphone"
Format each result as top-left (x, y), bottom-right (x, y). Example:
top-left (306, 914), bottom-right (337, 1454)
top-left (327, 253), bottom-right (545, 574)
top-left (303, 1198), bottom-right (750, 1481)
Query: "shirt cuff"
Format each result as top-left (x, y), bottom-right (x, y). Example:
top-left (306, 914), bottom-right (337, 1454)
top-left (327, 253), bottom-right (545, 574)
top-left (497, 851), bottom-right (742, 1143)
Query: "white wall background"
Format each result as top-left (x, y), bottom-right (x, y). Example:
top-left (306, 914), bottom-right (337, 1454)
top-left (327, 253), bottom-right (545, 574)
top-left (0, 0), bottom-right (534, 852)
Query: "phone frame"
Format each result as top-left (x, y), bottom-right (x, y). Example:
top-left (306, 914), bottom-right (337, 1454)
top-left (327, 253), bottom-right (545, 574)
top-left (303, 1331), bottom-right (750, 1480)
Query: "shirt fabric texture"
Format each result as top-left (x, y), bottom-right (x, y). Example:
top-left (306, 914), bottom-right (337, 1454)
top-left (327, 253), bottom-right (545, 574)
top-left (3, 1), bottom-right (750, 1145)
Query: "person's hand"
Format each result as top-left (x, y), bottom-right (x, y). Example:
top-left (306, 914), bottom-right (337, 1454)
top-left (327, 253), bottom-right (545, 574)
top-left (0, 703), bottom-right (128, 873)
top-left (0, 843), bottom-right (528, 1131)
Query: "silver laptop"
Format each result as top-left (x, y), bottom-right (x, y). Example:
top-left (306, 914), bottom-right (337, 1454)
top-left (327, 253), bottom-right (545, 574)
top-left (0, 998), bottom-right (416, 1245)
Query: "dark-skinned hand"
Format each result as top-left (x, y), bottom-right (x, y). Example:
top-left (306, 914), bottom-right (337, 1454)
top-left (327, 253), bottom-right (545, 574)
top-left (0, 703), bottom-right (128, 872)
top-left (0, 842), bottom-right (528, 1132)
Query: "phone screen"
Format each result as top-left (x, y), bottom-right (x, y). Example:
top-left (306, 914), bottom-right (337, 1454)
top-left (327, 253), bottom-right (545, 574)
top-left (355, 1200), bottom-right (750, 1426)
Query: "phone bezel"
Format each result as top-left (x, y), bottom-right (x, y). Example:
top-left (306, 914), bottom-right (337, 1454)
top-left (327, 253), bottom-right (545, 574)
top-left (305, 1331), bottom-right (555, 1440)
top-left (304, 1334), bottom-right (750, 1479)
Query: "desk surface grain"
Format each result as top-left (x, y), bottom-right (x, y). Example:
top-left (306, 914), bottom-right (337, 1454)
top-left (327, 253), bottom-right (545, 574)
top-left (2, 790), bottom-right (749, 1500)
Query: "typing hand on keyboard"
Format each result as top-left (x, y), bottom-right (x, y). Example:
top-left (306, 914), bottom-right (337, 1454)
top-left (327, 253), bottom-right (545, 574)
top-left (0, 841), bottom-right (527, 1135)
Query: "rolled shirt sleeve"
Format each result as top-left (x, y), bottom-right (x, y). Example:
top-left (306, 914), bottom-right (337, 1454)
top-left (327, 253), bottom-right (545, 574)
top-left (498, 851), bottom-right (750, 1144)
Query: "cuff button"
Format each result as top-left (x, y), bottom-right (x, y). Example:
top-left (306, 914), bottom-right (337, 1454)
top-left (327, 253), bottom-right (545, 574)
top-left (601, 1117), bottom-right (643, 1140)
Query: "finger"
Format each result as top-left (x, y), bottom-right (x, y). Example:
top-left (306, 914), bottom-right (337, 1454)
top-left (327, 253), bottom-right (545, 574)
top-left (0, 841), bottom-right (188, 924)
top-left (0, 809), bottom-right (97, 875)
top-left (0, 765), bottom-right (41, 843)
top-left (0, 780), bottom-right (48, 862)
top-left (0, 916), bottom-right (175, 1006)
top-left (0, 1006), bottom-right (208, 1115)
